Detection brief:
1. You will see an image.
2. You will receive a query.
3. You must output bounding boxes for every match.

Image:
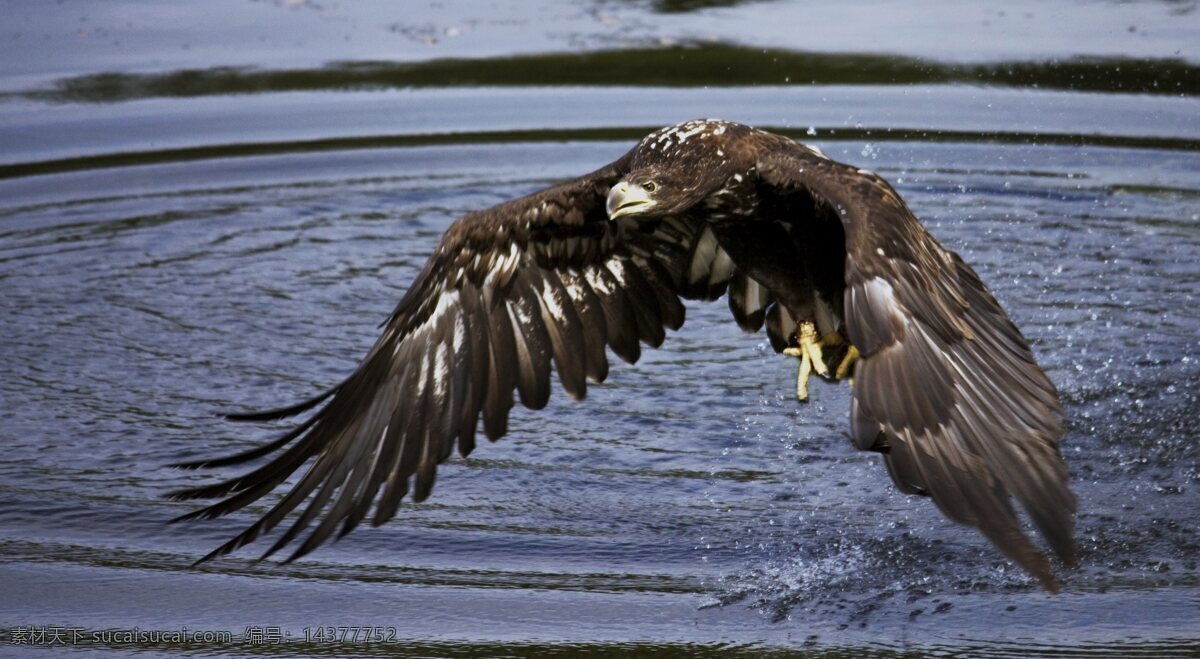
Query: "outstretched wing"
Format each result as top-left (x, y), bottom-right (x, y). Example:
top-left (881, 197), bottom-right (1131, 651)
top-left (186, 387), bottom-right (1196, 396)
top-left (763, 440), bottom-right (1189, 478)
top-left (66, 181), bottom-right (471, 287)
top-left (170, 149), bottom-right (748, 563)
top-left (756, 138), bottom-right (1076, 591)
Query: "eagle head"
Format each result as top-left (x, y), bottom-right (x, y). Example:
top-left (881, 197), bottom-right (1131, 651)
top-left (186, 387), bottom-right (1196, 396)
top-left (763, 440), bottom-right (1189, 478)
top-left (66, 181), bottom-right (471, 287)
top-left (606, 178), bottom-right (660, 220)
top-left (607, 119), bottom-right (750, 222)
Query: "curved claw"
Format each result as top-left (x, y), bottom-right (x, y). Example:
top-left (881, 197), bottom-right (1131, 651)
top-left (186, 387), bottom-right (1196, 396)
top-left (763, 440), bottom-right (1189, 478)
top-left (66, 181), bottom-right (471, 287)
top-left (835, 345), bottom-right (860, 380)
top-left (784, 321), bottom-right (827, 401)
top-left (785, 322), bottom-right (860, 400)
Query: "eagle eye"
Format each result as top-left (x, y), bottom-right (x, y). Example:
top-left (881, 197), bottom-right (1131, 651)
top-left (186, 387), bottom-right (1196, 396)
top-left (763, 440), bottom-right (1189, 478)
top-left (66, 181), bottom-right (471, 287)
top-left (643, 181), bottom-right (658, 192)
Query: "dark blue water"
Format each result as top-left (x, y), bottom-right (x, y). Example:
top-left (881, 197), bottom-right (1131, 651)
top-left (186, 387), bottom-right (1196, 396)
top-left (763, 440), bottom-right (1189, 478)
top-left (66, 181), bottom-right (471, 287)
top-left (1, 2), bottom-right (1198, 656)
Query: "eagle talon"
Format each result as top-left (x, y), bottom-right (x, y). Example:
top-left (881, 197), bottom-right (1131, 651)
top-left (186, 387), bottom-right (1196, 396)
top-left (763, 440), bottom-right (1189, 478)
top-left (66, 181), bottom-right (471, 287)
top-left (815, 331), bottom-right (846, 382)
top-left (785, 323), bottom-right (860, 399)
top-left (784, 321), bottom-right (828, 401)
top-left (834, 345), bottom-right (860, 380)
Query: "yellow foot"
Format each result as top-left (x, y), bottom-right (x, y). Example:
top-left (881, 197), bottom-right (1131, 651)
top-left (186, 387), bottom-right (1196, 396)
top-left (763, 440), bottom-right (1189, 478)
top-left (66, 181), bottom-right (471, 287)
top-left (834, 345), bottom-right (860, 380)
top-left (783, 321), bottom-right (828, 401)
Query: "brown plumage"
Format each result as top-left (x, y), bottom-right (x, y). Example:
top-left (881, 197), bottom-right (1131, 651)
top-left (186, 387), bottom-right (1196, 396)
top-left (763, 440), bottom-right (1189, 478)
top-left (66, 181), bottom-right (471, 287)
top-left (170, 119), bottom-right (1076, 591)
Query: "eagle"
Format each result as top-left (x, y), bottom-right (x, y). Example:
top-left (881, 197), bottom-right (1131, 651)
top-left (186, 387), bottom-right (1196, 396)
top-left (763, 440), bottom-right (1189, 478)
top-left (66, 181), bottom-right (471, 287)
top-left (171, 119), bottom-right (1076, 592)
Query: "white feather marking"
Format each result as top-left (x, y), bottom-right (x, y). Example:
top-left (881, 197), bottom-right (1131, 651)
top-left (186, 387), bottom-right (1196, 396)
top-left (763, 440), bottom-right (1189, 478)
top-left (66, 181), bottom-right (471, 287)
top-left (484, 259), bottom-right (499, 287)
top-left (433, 341), bottom-right (449, 401)
top-left (806, 144), bottom-right (828, 159)
top-left (562, 274), bottom-right (588, 304)
top-left (394, 289), bottom-right (460, 357)
top-left (876, 247), bottom-right (886, 256)
top-left (432, 288), bottom-right (459, 323)
top-left (539, 281), bottom-right (568, 324)
top-left (452, 312), bottom-right (466, 353)
top-left (508, 297), bottom-right (534, 326)
top-left (654, 120), bottom-right (720, 154)
top-left (585, 265), bottom-right (616, 295)
top-left (483, 242), bottom-right (520, 287)
top-left (858, 168), bottom-right (876, 177)
top-left (673, 122), bottom-right (708, 144)
top-left (606, 257), bottom-right (628, 286)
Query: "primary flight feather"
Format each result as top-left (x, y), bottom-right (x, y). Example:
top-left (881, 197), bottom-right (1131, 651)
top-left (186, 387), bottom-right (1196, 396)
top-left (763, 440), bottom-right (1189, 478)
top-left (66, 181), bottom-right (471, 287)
top-left (171, 120), bottom-right (1076, 591)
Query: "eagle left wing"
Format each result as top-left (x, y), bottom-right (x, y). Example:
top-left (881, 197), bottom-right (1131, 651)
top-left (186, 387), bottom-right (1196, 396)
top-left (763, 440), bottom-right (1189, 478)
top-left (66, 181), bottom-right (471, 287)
top-left (168, 153), bottom-right (751, 563)
top-left (755, 138), bottom-right (1076, 591)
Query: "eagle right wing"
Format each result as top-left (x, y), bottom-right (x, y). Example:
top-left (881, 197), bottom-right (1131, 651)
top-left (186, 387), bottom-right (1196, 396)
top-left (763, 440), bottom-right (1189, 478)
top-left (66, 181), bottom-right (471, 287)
top-left (168, 148), bottom-right (753, 563)
top-left (756, 137), bottom-right (1076, 591)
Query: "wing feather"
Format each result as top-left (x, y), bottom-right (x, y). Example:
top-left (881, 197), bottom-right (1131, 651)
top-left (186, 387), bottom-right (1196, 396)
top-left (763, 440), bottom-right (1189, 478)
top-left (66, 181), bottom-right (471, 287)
top-left (481, 289), bottom-right (516, 441)
top-left (557, 268), bottom-right (610, 383)
top-left (172, 148), bottom-right (753, 562)
top-left (631, 254), bottom-right (686, 331)
top-left (342, 375), bottom-right (405, 537)
top-left (727, 270), bottom-right (772, 332)
top-left (585, 263), bottom-right (640, 363)
top-left (764, 301), bottom-right (797, 353)
top-left (608, 257), bottom-right (665, 348)
top-left (756, 137), bottom-right (1075, 590)
top-left (534, 268), bottom-right (588, 400)
top-left (453, 285), bottom-right (486, 455)
top-left (508, 278), bottom-right (554, 410)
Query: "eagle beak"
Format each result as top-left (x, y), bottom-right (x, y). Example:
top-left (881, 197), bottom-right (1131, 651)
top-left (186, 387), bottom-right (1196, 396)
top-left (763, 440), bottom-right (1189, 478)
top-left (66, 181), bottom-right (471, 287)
top-left (607, 181), bottom-right (657, 220)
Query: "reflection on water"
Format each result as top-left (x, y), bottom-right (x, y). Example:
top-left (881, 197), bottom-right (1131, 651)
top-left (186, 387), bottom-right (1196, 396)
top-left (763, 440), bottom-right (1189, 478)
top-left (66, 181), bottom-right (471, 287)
top-left (14, 47), bottom-right (1197, 104)
top-left (1, 0), bottom-right (1195, 86)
